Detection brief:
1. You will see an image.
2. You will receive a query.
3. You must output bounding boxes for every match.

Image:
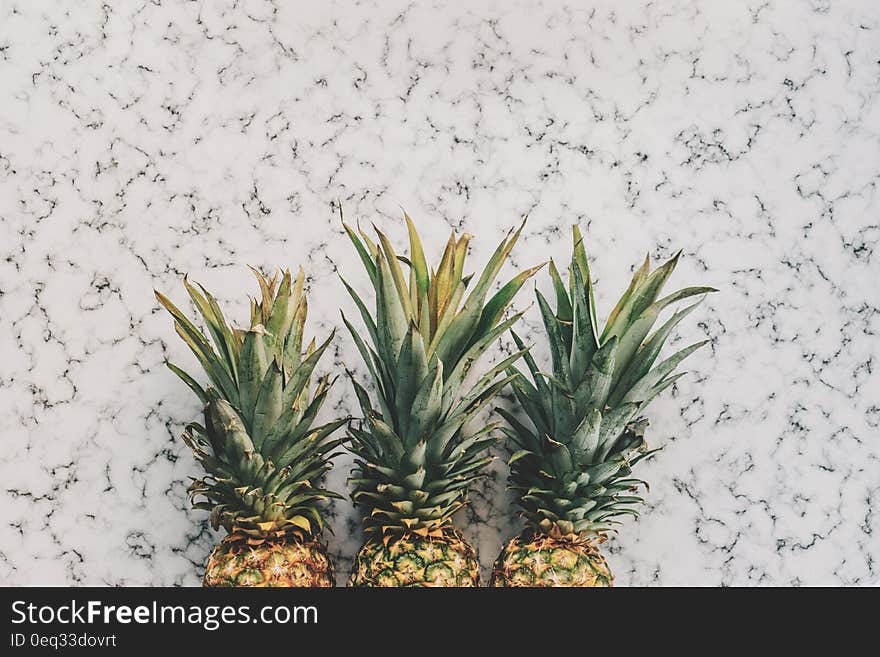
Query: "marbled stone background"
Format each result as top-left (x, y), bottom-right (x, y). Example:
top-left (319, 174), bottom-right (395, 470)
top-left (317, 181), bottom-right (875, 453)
top-left (1, 0), bottom-right (878, 586)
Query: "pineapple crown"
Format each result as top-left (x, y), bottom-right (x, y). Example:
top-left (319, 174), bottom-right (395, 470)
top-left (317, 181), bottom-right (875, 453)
top-left (500, 226), bottom-right (716, 538)
top-left (156, 268), bottom-right (347, 542)
top-left (341, 214), bottom-right (543, 541)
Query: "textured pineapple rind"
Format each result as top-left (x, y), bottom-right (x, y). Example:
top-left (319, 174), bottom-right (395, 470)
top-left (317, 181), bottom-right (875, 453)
top-left (350, 533), bottom-right (480, 587)
top-left (491, 533), bottom-right (612, 587)
top-left (204, 537), bottom-right (333, 587)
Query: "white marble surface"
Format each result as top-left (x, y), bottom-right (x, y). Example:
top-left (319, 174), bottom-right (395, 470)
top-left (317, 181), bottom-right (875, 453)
top-left (1, 0), bottom-right (878, 586)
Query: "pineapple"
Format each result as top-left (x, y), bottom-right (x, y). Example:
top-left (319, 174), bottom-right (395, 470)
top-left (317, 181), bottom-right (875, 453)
top-left (492, 227), bottom-right (715, 587)
top-left (156, 268), bottom-right (346, 587)
top-left (342, 215), bottom-right (542, 586)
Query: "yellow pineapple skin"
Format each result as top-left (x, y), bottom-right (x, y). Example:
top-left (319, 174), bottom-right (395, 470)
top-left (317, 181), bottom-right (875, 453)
top-left (491, 533), bottom-right (612, 587)
top-left (350, 531), bottom-right (480, 587)
top-left (203, 537), bottom-right (333, 587)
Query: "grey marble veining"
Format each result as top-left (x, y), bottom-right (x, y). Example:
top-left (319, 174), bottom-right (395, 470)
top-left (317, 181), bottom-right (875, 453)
top-left (1, 0), bottom-right (878, 586)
